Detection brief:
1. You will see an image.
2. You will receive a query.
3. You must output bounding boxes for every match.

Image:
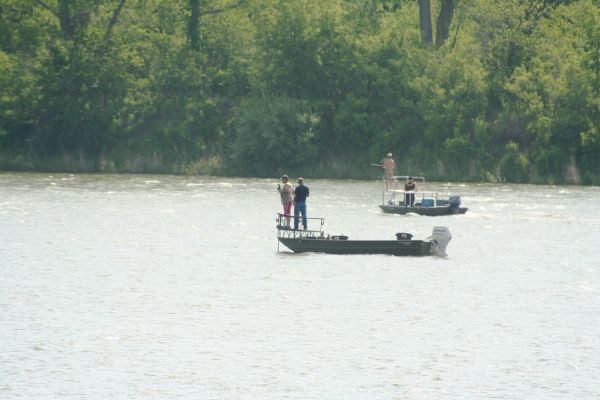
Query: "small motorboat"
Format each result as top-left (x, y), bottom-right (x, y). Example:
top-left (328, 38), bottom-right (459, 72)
top-left (276, 214), bottom-right (451, 257)
top-left (379, 176), bottom-right (468, 216)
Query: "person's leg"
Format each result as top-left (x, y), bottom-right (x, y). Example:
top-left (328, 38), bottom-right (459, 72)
top-left (298, 202), bottom-right (307, 229)
top-left (302, 204), bottom-right (307, 229)
top-left (294, 203), bottom-right (300, 230)
top-left (284, 202), bottom-right (292, 226)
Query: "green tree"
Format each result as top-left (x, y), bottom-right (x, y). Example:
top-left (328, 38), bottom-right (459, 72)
top-left (187, 0), bottom-right (247, 51)
top-left (499, 141), bottom-right (530, 183)
top-left (230, 97), bottom-right (319, 175)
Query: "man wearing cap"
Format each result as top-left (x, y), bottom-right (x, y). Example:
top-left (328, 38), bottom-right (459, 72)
top-left (278, 175), bottom-right (293, 228)
top-left (382, 153), bottom-right (395, 190)
top-left (293, 178), bottom-right (309, 230)
top-left (404, 176), bottom-right (419, 207)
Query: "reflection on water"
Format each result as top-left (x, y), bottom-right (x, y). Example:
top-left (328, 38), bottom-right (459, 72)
top-left (1, 173), bottom-right (599, 398)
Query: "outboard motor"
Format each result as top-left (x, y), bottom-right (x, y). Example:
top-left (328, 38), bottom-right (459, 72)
top-left (430, 226), bottom-right (451, 257)
top-left (449, 196), bottom-right (461, 214)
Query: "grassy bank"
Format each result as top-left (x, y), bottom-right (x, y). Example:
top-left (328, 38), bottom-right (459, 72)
top-left (0, 153), bottom-right (592, 186)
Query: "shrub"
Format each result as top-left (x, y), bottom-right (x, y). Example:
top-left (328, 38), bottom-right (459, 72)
top-left (230, 97), bottom-right (319, 176)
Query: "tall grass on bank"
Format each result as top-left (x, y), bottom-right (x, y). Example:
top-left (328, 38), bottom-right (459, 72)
top-left (0, 153), bottom-right (593, 185)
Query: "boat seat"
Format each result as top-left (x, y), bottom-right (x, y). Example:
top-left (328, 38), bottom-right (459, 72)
top-left (395, 233), bottom-right (413, 241)
top-left (331, 235), bottom-right (348, 240)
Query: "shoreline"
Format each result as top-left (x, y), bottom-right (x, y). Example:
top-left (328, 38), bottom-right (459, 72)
top-left (0, 156), bottom-right (592, 186)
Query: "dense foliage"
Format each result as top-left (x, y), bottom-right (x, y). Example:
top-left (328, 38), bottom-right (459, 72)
top-left (1, 0), bottom-right (599, 184)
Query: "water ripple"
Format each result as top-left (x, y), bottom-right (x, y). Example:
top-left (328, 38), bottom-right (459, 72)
top-left (0, 173), bottom-right (599, 399)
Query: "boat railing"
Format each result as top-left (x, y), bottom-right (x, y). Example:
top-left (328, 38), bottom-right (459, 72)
top-left (392, 176), bottom-right (425, 183)
top-left (386, 190), bottom-right (438, 196)
top-left (276, 213), bottom-right (325, 239)
top-left (382, 175), bottom-right (439, 206)
top-left (383, 175), bottom-right (424, 194)
top-left (382, 190), bottom-right (440, 206)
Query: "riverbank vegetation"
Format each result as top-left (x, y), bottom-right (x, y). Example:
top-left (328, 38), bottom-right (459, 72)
top-left (1, 0), bottom-right (599, 184)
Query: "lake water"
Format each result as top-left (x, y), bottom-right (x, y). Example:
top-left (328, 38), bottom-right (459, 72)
top-left (1, 172), bottom-right (599, 399)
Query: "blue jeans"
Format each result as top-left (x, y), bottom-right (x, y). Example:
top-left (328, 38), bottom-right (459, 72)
top-left (294, 202), bottom-right (307, 229)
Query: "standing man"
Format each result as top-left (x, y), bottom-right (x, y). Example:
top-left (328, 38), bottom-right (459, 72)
top-left (404, 176), bottom-right (419, 207)
top-left (278, 175), bottom-right (293, 228)
top-left (382, 153), bottom-right (395, 190)
top-left (294, 178), bottom-right (309, 230)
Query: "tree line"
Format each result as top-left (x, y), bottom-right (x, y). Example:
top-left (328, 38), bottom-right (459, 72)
top-left (0, 0), bottom-right (599, 184)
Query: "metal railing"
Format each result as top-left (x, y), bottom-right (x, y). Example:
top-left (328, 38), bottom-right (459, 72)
top-left (276, 213), bottom-right (325, 239)
top-left (382, 175), bottom-right (429, 206)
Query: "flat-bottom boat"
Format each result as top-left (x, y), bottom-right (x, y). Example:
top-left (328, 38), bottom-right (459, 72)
top-left (276, 214), bottom-right (451, 257)
top-left (379, 202), bottom-right (468, 216)
top-left (379, 175), bottom-right (468, 216)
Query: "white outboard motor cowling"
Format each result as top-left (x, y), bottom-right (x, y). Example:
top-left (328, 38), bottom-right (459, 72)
top-left (430, 226), bottom-right (452, 257)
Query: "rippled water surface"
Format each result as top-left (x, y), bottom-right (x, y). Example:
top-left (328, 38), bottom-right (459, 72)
top-left (1, 173), bottom-right (599, 399)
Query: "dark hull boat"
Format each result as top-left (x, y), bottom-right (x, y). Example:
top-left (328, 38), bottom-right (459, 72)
top-left (379, 204), bottom-right (468, 216)
top-left (276, 215), bottom-right (451, 257)
top-left (379, 176), bottom-right (468, 216)
top-left (278, 236), bottom-right (434, 256)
